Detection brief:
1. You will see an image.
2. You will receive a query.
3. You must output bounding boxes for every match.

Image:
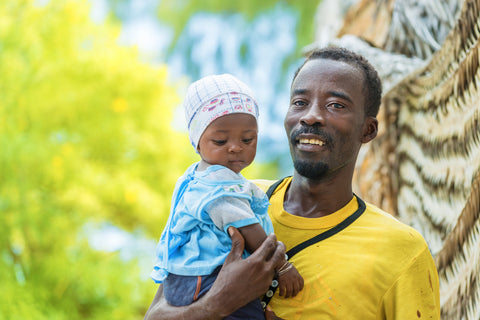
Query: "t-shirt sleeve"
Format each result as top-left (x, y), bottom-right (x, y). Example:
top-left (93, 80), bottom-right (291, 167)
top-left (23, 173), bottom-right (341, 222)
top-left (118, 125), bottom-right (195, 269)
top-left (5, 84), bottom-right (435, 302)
top-left (379, 246), bottom-right (441, 319)
top-left (207, 196), bottom-right (259, 232)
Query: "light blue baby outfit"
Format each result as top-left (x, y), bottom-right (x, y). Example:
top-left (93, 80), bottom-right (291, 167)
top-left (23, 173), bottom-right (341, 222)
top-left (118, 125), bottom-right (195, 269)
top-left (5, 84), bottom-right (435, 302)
top-left (150, 162), bottom-right (273, 283)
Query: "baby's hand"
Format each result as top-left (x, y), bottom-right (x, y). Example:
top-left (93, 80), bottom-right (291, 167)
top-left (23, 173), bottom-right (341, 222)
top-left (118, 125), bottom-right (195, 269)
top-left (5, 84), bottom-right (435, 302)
top-left (276, 262), bottom-right (304, 298)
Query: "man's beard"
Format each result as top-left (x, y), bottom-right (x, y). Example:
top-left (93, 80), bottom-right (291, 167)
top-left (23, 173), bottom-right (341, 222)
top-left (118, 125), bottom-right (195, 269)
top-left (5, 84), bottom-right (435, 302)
top-left (293, 159), bottom-right (329, 180)
top-left (289, 125), bottom-right (334, 180)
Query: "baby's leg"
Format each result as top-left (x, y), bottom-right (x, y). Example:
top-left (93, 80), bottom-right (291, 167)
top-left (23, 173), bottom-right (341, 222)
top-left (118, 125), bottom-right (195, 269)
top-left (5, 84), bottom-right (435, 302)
top-left (224, 298), bottom-right (265, 320)
top-left (163, 266), bottom-right (221, 306)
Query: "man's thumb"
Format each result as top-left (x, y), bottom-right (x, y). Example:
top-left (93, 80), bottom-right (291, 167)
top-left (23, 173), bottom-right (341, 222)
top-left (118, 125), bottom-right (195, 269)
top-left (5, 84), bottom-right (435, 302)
top-left (227, 227), bottom-right (245, 260)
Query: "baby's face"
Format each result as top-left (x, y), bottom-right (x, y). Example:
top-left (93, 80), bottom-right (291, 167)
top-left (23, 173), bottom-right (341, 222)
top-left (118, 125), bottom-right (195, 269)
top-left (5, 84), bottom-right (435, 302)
top-left (197, 113), bottom-right (258, 173)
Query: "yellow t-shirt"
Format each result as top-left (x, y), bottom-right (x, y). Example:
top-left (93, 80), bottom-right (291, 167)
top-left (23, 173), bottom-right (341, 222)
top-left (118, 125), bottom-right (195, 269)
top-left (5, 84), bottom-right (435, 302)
top-left (255, 178), bottom-right (440, 320)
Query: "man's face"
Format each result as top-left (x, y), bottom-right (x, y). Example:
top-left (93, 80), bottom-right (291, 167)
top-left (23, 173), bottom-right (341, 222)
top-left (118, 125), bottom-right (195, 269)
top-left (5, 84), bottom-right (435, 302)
top-left (285, 58), bottom-right (373, 180)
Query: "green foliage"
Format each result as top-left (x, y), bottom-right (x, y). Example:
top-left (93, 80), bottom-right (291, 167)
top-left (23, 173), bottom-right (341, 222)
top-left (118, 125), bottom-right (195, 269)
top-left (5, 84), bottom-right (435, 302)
top-left (0, 0), bottom-right (196, 318)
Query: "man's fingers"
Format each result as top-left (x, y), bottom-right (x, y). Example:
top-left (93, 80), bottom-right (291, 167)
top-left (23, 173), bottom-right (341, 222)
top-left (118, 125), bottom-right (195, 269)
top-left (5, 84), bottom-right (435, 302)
top-left (225, 227), bottom-right (245, 263)
top-left (265, 306), bottom-right (276, 320)
top-left (248, 233), bottom-right (282, 263)
top-left (272, 240), bottom-right (286, 263)
top-left (265, 305), bottom-right (286, 320)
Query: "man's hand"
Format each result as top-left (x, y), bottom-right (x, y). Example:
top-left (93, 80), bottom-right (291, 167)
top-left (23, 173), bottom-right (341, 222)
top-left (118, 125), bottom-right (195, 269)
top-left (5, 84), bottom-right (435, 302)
top-left (265, 306), bottom-right (285, 320)
top-left (205, 227), bottom-right (286, 316)
top-left (144, 227), bottom-right (285, 320)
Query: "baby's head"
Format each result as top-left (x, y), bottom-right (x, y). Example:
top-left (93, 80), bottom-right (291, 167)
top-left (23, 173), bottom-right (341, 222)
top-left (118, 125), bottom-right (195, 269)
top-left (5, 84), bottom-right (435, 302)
top-left (184, 74), bottom-right (259, 173)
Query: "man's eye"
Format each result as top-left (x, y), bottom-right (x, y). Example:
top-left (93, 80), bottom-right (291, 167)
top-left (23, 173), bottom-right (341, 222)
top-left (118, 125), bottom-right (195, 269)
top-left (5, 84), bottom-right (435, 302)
top-left (329, 103), bottom-right (344, 109)
top-left (293, 100), bottom-right (306, 107)
top-left (213, 140), bottom-right (226, 145)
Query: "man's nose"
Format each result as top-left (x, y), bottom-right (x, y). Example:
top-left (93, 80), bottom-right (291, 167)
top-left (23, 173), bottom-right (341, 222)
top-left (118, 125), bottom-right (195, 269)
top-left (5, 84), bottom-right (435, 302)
top-left (300, 103), bottom-right (325, 126)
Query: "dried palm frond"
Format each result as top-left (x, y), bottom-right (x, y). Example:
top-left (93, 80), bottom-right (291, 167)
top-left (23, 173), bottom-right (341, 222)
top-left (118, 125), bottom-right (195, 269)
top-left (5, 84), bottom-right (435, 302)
top-left (359, 0), bottom-right (479, 318)
top-left (384, 0), bottom-right (462, 58)
top-left (436, 172), bottom-right (480, 319)
top-left (309, 0), bottom-right (480, 318)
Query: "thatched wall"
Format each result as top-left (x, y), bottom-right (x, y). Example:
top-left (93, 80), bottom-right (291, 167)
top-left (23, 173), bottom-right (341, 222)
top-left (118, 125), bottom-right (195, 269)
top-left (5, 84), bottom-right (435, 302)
top-left (309, 0), bottom-right (480, 318)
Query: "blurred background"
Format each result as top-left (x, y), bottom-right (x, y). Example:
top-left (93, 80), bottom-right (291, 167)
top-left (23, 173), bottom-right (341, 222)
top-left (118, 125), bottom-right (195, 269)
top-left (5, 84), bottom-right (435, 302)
top-left (3, 0), bottom-right (479, 318)
top-left (0, 0), bottom-right (320, 318)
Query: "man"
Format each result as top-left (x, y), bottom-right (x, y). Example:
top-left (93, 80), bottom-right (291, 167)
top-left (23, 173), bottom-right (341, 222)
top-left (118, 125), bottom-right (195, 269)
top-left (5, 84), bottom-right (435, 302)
top-left (145, 47), bottom-right (440, 319)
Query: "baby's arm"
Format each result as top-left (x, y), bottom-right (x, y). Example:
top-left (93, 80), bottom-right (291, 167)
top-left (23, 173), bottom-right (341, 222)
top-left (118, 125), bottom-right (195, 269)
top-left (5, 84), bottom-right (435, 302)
top-left (204, 181), bottom-right (304, 298)
top-left (238, 224), bottom-right (304, 298)
top-left (237, 223), bottom-right (269, 254)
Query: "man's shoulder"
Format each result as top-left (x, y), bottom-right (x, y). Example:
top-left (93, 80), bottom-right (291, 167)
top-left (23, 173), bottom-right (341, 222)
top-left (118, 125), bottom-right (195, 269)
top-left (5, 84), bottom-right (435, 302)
top-left (251, 179), bottom-right (276, 193)
top-left (363, 200), bottom-right (428, 246)
top-left (361, 200), bottom-right (434, 269)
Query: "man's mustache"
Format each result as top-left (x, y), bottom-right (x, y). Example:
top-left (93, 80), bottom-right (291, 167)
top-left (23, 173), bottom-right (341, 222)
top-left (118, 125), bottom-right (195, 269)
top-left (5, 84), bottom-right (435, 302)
top-left (290, 126), bottom-right (333, 149)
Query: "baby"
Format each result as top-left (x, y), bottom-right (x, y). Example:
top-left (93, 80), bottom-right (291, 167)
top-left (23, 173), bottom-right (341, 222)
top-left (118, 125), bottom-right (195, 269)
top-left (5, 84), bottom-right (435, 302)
top-left (151, 74), bottom-right (303, 319)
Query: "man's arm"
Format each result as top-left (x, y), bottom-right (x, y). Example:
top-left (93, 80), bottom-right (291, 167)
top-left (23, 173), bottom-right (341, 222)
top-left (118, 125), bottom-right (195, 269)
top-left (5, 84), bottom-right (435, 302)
top-left (144, 227), bottom-right (285, 320)
top-left (144, 283), bottom-right (217, 320)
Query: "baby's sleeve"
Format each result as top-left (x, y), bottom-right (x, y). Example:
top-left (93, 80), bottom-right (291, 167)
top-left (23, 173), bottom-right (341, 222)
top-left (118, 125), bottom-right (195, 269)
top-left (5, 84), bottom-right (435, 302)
top-left (207, 196), bottom-right (259, 232)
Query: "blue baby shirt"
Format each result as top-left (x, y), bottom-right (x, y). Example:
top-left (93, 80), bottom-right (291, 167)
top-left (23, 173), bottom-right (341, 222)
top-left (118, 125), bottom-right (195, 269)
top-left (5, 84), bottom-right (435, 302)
top-left (150, 163), bottom-right (273, 283)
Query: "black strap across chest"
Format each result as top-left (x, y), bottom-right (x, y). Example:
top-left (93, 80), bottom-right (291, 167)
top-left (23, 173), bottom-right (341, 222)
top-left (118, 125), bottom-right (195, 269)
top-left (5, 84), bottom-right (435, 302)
top-left (265, 177), bottom-right (285, 199)
top-left (285, 196), bottom-right (365, 259)
top-left (260, 177), bottom-right (366, 308)
top-left (266, 177), bottom-right (366, 256)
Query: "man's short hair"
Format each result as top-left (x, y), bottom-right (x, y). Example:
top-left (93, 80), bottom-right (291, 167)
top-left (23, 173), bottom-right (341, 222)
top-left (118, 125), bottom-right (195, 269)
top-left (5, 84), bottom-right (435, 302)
top-left (292, 47), bottom-right (382, 118)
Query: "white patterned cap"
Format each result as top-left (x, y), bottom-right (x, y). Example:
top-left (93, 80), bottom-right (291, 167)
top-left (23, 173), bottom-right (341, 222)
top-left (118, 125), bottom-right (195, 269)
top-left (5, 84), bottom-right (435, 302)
top-left (184, 74), bottom-right (259, 151)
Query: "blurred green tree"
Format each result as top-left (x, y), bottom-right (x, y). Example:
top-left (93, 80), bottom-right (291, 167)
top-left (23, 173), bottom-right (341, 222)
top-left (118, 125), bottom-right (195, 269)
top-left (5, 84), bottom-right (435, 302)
top-left (0, 0), bottom-right (196, 318)
top-left (105, 0), bottom-right (319, 178)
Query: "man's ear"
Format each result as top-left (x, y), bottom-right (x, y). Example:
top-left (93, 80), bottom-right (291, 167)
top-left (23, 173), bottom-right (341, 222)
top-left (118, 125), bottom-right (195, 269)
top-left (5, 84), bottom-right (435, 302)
top-left (361, 117), bottom-right (378, 143)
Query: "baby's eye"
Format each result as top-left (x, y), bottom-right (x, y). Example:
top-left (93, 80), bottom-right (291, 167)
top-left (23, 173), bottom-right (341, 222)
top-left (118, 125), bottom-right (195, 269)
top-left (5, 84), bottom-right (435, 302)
top-left (242, 138), bottom-right (254, 143)
top-left (213, 140), bottom-right (226, 145)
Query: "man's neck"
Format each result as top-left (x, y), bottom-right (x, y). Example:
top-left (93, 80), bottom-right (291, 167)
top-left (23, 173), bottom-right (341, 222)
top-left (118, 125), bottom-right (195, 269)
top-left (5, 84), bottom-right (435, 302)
top-left (283, 173), bottom-right (354, 218)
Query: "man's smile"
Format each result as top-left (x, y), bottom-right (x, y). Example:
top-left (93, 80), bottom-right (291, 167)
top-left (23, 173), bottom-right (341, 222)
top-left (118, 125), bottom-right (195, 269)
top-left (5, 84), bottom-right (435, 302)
top-left (298, 138), bottom-right (325, 146)
top-left (293, 131), bottom-right (332, 152)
